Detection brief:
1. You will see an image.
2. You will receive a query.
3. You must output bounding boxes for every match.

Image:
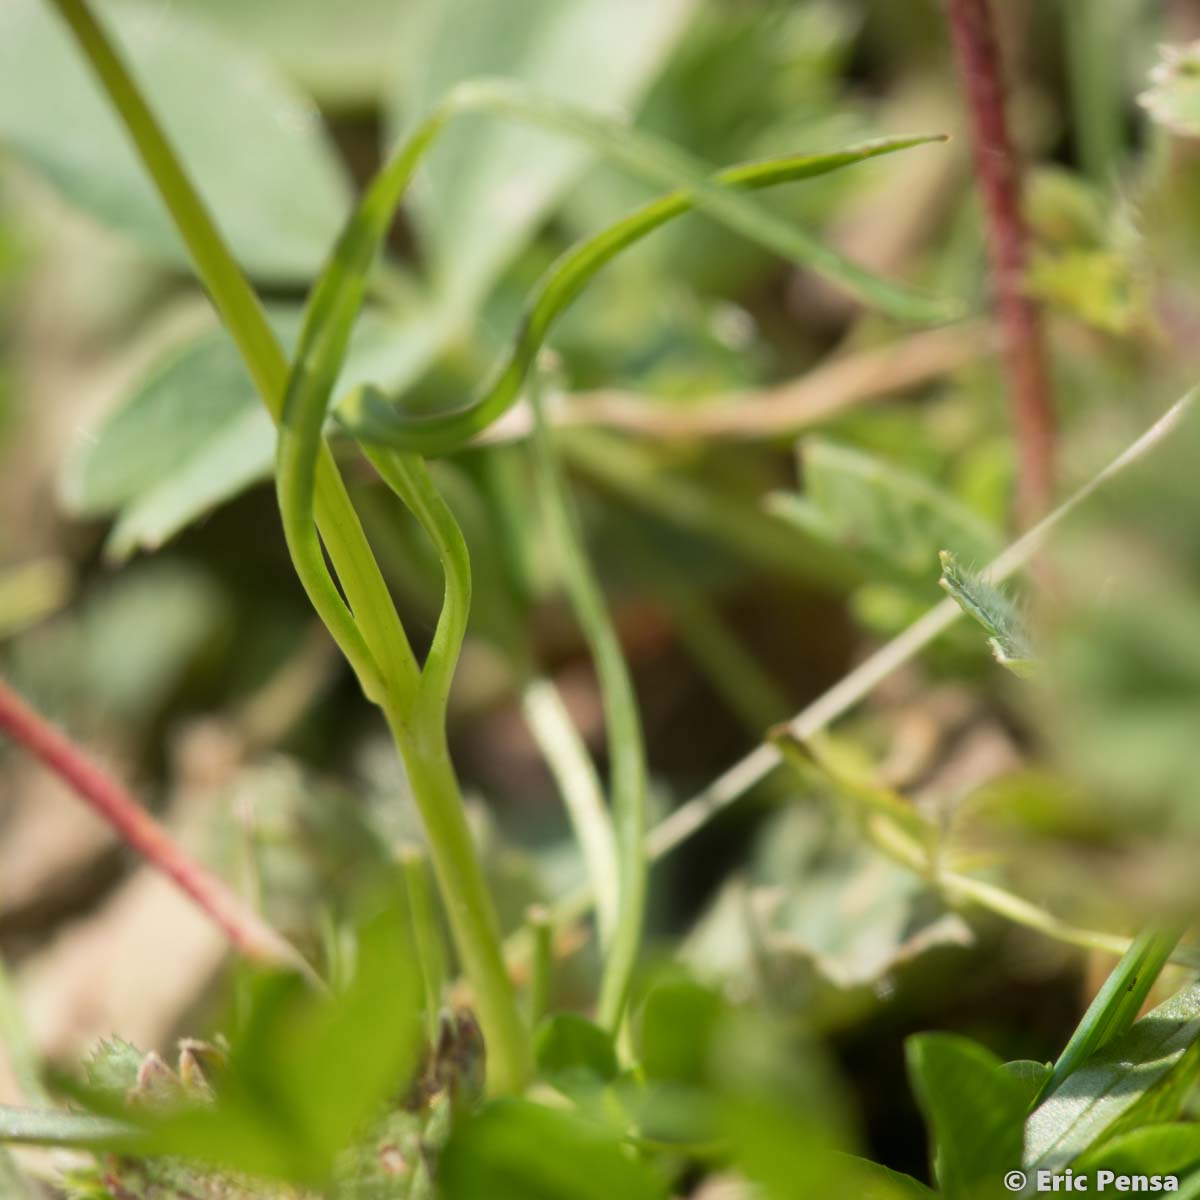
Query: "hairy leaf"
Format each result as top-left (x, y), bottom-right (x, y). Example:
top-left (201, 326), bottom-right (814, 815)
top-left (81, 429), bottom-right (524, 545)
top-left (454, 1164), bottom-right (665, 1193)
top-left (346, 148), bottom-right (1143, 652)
top-left (938, 550), bottom-right (1034, 674)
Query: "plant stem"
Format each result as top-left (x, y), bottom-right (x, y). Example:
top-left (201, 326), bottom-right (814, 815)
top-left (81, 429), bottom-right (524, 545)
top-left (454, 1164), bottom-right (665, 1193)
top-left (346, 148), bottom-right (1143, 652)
top-left (46, 0), bottom-right (411, 694)
top-left (945, 0), bottom-right (1056, 524)
top-left (0, 678), bottom-right (313, 980)
top-left (400, 845), bottom-right (448, 1042)
top-left (528, 387), bottom-right (1200, 959)
top-left (386, 715), bottom-right (531, 1095)
top-left (525, 906), bottom-right (554, 1028)
top-left (1063, 0), bottom-right (1127, 186)
top-left (529, 381), bottom-right (647, 1034)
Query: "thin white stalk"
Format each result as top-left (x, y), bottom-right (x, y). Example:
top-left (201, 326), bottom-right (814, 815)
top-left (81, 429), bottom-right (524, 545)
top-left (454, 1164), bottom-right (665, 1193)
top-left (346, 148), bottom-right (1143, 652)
top-left (521, 677), bottom-right (619, 947)
top-left (652, 386), bottom-right (1199, 859)
top-left (539, 387), bottom-right (1198, 938)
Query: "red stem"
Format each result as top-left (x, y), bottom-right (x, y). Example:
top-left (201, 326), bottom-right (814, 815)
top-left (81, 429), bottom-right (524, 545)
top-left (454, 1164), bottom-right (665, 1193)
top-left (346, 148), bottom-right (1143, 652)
top-left (946, 0), bottom-right (1055, 523)
top-left (0, 676), bottom-right (315, 982)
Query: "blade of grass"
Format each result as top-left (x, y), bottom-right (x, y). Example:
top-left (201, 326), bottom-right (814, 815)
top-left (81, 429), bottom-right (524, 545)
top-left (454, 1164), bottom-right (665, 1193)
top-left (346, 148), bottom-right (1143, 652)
top-left (340, 129), bottom-right (951, 457)
top-left (1037, 925), bottom-right (1185, 1103)
top-left (529, 375), bottom-right (647, 1034)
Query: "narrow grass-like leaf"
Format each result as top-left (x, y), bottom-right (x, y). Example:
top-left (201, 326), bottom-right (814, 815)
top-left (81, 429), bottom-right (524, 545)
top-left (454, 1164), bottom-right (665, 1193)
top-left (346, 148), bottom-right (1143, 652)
top-left (0, 1106), bottom-right (133, 1148)
top-left (339, 122), bottom-right (950, 456)
top-left (529, 376), bottom-right (647, 1033)
top-left (48, 0), bottom-right (413, 717)
top-left (1025, 977), bottom-right (1200, 1175)
top-left (1038, 925), bottom-right (1184, 1103)
top-left (938, 550), bottom-right (1035, 675)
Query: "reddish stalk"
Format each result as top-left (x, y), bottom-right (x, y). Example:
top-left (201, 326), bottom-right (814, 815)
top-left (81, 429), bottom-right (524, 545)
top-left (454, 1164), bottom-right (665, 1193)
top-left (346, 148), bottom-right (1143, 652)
top-left (946, 0), bottom-right (1055, 523)
top-left (0, 676), bottom-right (316, 984)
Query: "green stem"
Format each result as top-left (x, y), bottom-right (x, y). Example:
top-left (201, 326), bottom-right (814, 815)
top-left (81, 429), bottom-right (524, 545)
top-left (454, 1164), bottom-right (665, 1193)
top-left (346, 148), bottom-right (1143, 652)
top-left (1063, 0), bottom-right (1126, 185)
top-left (400, 845), bottom-right (448, 1042)
top-left (367, 451), bottom-right (531, 1093)
top-left (48, 0), bottom-right (529, 1092)
top-left (529, 379), bottom-right (647, 1033)
top-left (526, 905), bottom-right (554, 1028)
top-left (386, 715), bottom-right (532, 1095)
top-left (46, 0), bottom-right (410, 699)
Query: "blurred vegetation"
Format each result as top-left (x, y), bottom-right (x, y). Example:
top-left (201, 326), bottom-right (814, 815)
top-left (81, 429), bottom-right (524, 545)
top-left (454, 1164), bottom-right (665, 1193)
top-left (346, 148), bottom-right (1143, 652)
top-left (3, 0), bottom-right (1200, 1196)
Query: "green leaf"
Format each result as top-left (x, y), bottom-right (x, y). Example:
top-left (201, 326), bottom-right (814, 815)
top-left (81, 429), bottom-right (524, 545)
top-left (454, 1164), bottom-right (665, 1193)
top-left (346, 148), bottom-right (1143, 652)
top-left (141, 905), bottom-right (423, 1186)
top-left (82, 1038), bottom-right (146, 1098)
top-left (0, 0), bottom-right (350, 281)
top-left (768, 440), bottom-right (1000, 591)
top-left (1140, 42), bottom-right (1200, 139)
top-left (833, 1154), bottom-right (938, 1200)
top-left (1075, 1124), bottom-right (1200, 1178)
top-left (1001, 1060), bottom-right (1053, 1109)
top-left (9, 559), bottom-right (228, 723)
top-left (1039, 925), bottom-right (1183, 1102)
top-left (1025, 978), bottom-right (1200, 1175)
top-left (0, 1106), bottom-right (131, 1148)
top-left (340, 137), bottom-right (943, 457)
top-left (152, 0), bottom-right (412, 108)
top-left (906, 1033), bottom-right (1028, 1199)
top-left (721, 1095), bottom-right (848, 1200)
top-left (938, 550), bottom-right (1035, 675)
top-left (636, 979), bottom-right (725, 1087)
top-left (439, 1098), bottom-right (667, 1200)
top-left (390, 0), bottom-right (699, 315)
top-left (534, 1014), bottom-right (619, 1089)
top-left (61, 308), bottom-right (441, 559)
